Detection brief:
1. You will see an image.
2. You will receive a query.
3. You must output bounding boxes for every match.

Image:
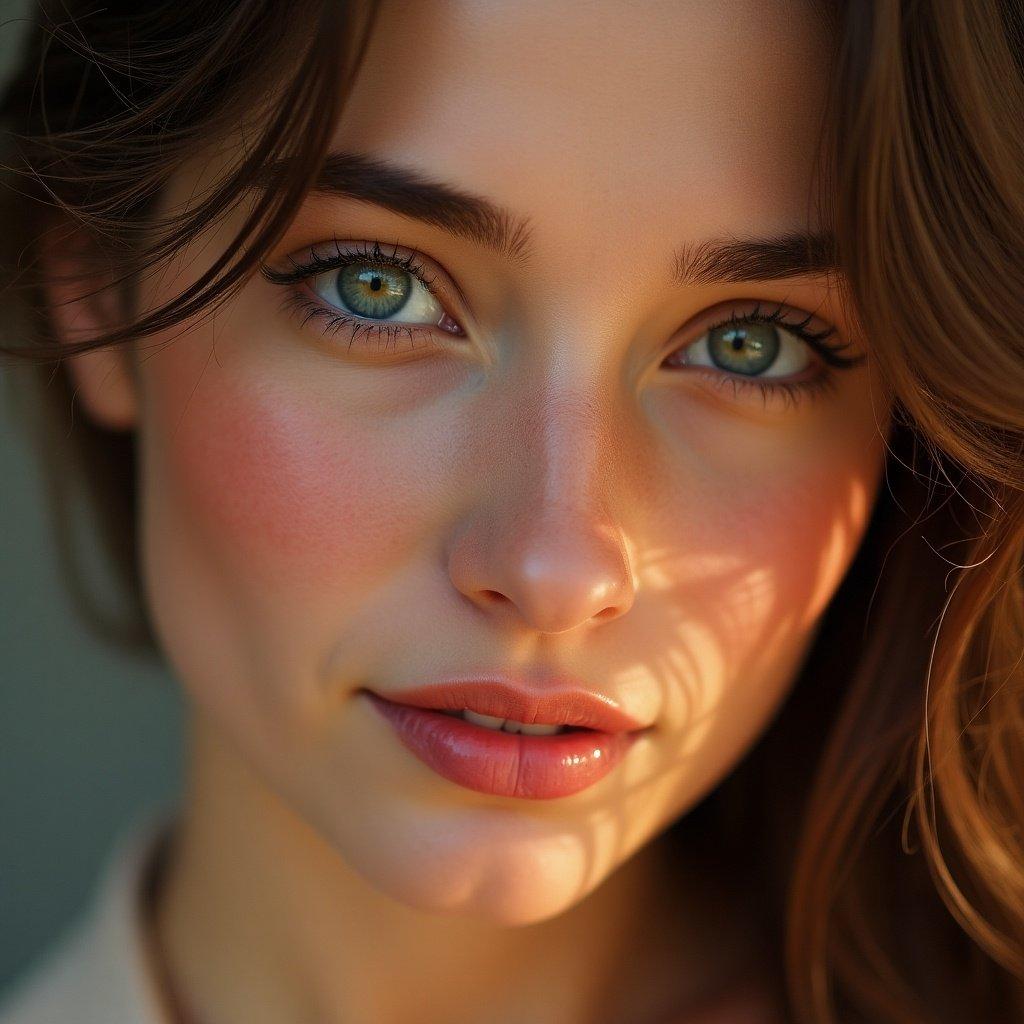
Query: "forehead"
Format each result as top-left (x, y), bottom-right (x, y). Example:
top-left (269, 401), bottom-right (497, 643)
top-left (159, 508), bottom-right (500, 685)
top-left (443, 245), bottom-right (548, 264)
top-left (334, 0), bottom-right (834, 250)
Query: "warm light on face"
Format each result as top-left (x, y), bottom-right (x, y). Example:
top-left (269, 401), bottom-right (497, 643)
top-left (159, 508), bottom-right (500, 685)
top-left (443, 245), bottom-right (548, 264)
top-left (130, 0), bottom-right (893, 927)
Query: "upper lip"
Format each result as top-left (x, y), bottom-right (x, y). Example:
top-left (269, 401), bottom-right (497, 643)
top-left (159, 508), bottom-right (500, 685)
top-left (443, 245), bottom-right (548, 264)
top-left (370, 676), bottom-right (648, 733)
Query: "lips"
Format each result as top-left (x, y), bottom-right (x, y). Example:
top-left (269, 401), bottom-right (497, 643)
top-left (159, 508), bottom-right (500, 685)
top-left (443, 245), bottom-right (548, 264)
top-left (362, 676), bottom-right (651, 800)
top-left (366, 677), bottom-right (647, 732)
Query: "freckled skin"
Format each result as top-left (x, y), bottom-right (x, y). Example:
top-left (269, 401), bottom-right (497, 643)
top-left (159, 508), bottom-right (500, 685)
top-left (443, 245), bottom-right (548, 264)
top-left (99, 1), bottom-right (899, 1022)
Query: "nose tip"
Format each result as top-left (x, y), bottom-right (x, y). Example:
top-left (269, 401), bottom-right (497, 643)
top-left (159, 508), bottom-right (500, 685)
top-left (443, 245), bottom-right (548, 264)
top-left (507, 556), bottom-right (633, 632)
top-left (478, 580), bottom-right (630, 633)
top-left (449, 518), bottom-right (636, 634)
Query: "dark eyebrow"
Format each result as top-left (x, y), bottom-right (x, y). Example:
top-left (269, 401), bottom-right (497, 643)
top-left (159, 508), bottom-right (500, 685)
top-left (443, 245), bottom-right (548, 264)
top-left (257, 148), bottom-right (535, 264)
top-left (673, 231), bottom-right (839, 285)
top-left (257, 149), bottom-right (837, 285)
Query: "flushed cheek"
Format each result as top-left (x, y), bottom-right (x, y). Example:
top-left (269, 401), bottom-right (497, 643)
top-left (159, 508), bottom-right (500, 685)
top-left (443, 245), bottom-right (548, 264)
top-left (149, 367), bottom-right (425, 592)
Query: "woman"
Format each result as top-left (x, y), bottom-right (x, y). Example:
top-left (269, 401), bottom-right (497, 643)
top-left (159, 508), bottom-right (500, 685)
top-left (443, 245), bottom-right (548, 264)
top-left (0, 1), bottom-right (1022, 1021)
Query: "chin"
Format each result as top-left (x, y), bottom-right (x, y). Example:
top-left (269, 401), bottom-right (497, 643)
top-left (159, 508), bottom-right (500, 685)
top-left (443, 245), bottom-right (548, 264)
top-left (322, 810), bottom-right (606, 927)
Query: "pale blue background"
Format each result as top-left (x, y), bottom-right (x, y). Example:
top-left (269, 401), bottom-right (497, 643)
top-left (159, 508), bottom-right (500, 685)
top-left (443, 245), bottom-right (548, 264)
top-left (0, 0), bottom-right (186, 996)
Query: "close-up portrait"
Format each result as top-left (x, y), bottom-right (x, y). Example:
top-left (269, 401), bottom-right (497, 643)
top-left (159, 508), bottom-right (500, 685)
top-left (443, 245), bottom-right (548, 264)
top-left (0, 2), bottom-right (1022, 1022)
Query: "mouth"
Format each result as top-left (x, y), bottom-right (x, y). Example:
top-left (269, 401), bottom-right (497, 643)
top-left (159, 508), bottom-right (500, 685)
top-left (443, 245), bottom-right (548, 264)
top-left (362, 690), bottom-right (651, 800)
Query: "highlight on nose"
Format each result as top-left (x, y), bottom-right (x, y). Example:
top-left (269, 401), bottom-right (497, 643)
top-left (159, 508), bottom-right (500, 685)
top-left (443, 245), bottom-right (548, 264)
top-left (447, 513), bottom-right (636, 634)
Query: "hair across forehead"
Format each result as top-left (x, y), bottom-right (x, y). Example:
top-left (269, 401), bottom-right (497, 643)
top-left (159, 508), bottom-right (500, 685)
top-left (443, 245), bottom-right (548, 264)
top-left (0, 1), bottom-right (375, 358)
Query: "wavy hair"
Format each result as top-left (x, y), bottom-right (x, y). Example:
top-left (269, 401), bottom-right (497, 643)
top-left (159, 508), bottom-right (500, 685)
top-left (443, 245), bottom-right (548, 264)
top-left (0, 2), bottom-right (1022, 1021)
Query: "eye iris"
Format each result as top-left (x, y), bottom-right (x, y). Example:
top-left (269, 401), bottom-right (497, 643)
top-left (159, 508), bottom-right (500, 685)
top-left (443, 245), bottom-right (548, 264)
top-left (708, 323), bottom-right (779, 375)
top-left (336, 262), bottom-right (411, 319)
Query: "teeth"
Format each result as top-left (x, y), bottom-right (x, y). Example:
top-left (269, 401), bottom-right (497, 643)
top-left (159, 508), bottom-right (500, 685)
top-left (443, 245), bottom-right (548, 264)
top-left (462, 709), bottom-right (505, 729)
top-left (461, 708), bottom-right (566, 736)
top-left (505, 719), bottom-right (565, 736)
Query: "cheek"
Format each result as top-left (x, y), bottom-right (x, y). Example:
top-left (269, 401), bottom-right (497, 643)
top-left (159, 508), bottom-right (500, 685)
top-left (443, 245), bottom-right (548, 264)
top-left (731, 384), bottom-right (888, 620)
top-left (148, 363), bottom-right (417, 591)
top-left (640, 432), bottom-right (887, 784)
top-left (771, 402), bottom-right (890, 623)
top-left (729, 438), bottom-right (884, 637)
top-left (644, 403), bottom-right (888, 689)
top-left (737, 464), bottom-right (872, 614)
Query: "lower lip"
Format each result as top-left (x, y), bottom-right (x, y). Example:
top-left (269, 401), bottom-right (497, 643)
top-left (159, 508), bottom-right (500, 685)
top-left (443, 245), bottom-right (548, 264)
top-left (364, 692), bottom-right (646, 800)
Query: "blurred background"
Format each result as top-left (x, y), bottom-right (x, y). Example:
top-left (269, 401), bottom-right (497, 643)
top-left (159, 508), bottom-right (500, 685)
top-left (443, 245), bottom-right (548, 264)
top-left (0, 0), bottom-right (186, 998)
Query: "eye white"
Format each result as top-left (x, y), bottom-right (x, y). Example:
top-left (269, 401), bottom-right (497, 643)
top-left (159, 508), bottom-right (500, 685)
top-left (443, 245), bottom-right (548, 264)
top-left (681, 323), bottom-right (811, 378)
top-left (311, 265), bottom-right (445, 325)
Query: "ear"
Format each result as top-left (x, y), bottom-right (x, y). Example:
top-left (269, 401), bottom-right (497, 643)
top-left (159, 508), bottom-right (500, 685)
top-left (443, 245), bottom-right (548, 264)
top-left (41, 224), bottom-right (139, 431)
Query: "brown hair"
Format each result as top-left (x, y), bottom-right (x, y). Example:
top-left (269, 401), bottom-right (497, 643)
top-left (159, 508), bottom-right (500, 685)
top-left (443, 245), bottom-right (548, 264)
top-left (1, 2), bottom-right (1022, 1021)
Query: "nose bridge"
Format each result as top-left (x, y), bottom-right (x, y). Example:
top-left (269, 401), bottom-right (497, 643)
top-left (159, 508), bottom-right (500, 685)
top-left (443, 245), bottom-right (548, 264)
top-left (518, 378), bottom-right (619, 514)
top-left (446, 364), bottom-right (639, 636)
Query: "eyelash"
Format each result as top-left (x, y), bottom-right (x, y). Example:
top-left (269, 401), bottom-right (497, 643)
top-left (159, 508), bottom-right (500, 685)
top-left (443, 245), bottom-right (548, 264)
top-left (260, 240), bottom-right (866, 411)
top-left (261, 239), bottom-right (448, 352)
top-left (689, 300), bottom-right (865, 411)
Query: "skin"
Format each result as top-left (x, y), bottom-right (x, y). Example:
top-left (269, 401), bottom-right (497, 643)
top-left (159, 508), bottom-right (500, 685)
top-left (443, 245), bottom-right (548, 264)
top-left (54, 1), bottom-right (895, 1021)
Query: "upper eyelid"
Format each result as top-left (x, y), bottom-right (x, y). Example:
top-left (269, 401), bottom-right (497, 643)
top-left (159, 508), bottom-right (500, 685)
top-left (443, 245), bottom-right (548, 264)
top-left (691, 300), bottom-right (849, 346)
top-left (263, 238), bottom-right (467, 316)
top-left (691, 298), bottom-right (831, 335)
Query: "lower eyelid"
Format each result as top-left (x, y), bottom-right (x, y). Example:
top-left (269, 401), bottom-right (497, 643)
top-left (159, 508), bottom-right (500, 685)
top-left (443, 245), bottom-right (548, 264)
top-left (280, 291), bottom-right (443, 353)
top-left (689, 363), bottom-right (840, 410)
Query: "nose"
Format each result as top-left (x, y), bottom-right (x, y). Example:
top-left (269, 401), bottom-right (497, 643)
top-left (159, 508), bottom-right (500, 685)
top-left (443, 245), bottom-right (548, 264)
top-left (446, 391), bottom-right (638, 635)
top-left (448, 507), bottom-right (636, 634)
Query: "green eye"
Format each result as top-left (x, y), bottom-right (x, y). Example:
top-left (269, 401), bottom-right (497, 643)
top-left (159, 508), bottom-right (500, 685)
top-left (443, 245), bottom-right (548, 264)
top-left (334, 263), bottom-right (412, 319)
top-left (675, 317), bottom-right (811, 380)
top-left (309, 253), bottom-right (450, 332)
top-left (706, 322), bottom-right (781, 376)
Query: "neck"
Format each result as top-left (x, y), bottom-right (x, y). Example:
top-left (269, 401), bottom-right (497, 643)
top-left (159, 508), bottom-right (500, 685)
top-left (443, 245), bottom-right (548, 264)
top-left (146, 707), bottom-right (760, 1024)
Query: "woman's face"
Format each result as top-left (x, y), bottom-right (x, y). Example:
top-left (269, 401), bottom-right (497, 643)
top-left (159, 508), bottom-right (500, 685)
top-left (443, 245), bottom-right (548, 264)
top-left (85, 0), bottom-right (892, 925)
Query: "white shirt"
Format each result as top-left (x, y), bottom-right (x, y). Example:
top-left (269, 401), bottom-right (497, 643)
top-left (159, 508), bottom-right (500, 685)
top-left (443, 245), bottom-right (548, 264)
top-left (0, 809), bottom-right (179, 1024)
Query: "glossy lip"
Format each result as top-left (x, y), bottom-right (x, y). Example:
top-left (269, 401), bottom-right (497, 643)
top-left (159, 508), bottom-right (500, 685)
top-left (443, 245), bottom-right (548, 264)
top-left (362, 686), bottom-right (651, 799)
top-left (364, 677), bottom-right (648, 732)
